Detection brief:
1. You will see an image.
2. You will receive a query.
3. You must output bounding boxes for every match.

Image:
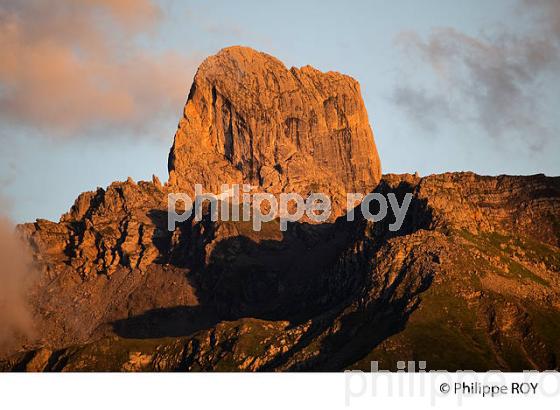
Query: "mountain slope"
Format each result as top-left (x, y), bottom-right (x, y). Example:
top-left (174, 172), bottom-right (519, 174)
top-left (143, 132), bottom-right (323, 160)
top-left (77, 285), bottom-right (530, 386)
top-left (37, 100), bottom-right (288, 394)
top-left (2, 172), bottom-right (559, 371)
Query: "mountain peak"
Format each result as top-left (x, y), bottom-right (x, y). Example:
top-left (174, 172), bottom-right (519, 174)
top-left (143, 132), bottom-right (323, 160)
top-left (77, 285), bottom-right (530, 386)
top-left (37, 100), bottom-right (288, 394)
top-left (168, 47), bottom-right (382, 217)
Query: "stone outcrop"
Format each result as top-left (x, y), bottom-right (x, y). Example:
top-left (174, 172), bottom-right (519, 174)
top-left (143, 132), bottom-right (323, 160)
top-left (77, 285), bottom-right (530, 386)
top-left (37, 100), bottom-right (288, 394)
top-left (381, 172), bottom-right (560, 247)
top-left (20, 178), bottom-right (169, 279)
top-left (168, 46), bottom-right (381, 218)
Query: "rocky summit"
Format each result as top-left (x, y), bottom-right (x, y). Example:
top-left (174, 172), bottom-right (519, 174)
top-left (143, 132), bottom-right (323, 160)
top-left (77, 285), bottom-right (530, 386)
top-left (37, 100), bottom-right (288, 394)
top-left (168, 46), bottom-right (382, 218)
top-left (2, 47), bottom-right (560, 372)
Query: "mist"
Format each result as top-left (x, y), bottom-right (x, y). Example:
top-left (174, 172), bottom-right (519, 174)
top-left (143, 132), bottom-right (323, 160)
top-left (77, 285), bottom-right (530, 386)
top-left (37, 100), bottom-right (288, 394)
top-left (0, 216), bottom-right (37, 354)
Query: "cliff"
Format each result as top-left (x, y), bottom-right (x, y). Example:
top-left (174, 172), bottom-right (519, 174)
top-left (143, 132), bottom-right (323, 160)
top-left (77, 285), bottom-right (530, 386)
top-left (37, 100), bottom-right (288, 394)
top-left (168, 46), bottom-right (382, 217)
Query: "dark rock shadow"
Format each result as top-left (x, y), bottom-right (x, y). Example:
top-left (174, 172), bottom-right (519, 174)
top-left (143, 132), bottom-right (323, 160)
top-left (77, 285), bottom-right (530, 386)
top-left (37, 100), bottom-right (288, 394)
top-left (112, 306), bottom-right (219, 339)
top-left (113, 180), bottom-right (435, 369)
top-left (193, 222), bottom-right (354, 324)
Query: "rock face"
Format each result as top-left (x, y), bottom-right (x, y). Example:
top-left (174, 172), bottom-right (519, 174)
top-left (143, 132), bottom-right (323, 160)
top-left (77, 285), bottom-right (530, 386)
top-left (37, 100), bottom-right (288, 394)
top-left (2, 47), bottom-right (560, 372)
top-left (168, 46), bottom-right (381, 217)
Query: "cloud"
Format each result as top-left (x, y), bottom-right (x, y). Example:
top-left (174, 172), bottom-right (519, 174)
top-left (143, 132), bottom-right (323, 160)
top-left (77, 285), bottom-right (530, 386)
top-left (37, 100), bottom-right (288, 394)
top-left (0, 215), bottom-right (37, 354)
top-left (392, 86), bottom-right (455, 133)
top-left (392, 0), bottom-right (560, 149)
top-left (526, 0), bottom-right (560, 38)
top-left (0, 0), bottom-right (197, 138)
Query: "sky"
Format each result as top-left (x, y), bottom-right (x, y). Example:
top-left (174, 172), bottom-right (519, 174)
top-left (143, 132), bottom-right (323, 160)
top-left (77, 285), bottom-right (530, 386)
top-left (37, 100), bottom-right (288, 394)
top-left (1, 0), bottom-right (559, 223)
